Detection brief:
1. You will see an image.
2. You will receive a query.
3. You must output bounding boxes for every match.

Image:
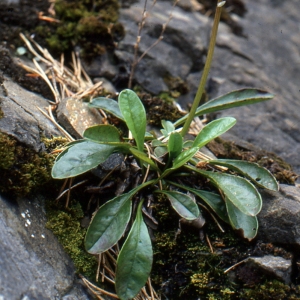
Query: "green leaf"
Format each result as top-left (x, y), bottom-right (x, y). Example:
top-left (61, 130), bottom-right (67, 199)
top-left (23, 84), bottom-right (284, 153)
top-left (85, 191), bottom-right (133, 254)
top-left (154, 146), bottom-right (168, 158)
top-left (173, 147), bottom-right (199, 168)
top-left (115, 200), bottom-right (153, 300)
top-left (192, 117), bottom-right (236, 148)
top-left (208, 159), bottom-right (279, 191)
top-left (129, 147), bottom-right (159, 171)
top-left (183, 140), bottom-right (194, 148)
top-left (83, 124), bottom-right (121, 142)
top-left (225, 198), bottom-right (258, 241)
top-left (89, 97), bottom-right (124, 121)
top-left (51, 140), bottom-right (118, 179)
top-left (161, 120), bottom-right (175, 137)
top-left (156, 190), bottom-right (200, 220)
top-left (175, 89), bottom-right (274, 127)
top-left (168, 132), bottom-right (183, 160)
top-left (169, 181), bottom-right (229, 223)
top-left (118, 89), bottom-right (146, 152)
top-left (85, 180), bottom-right (155, 254)
top-left (152, 139), bottom-right (164, 147)
top-left (144, 132), bottom-right (154, 140)
top-left (160, 147), bottom-right (199, 179)
top-left (186, 166), bottom-right (262, 216)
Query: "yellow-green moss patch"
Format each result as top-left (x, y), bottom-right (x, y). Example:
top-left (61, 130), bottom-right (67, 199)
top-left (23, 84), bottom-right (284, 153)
top-left (46, 200), bottom-right (98, 279)
top-left (0, 132), bottom-right (67, 197)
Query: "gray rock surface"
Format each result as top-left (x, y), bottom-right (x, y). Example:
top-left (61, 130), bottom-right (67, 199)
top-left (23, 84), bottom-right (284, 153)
top-left (57, 97), bottom-right (103, 139)
top-left (198, 0), bottom-right (300, 176)
top-left (116, 0), bottom-right (208, 94)
top-left (116, 0), bottom-right (300, 177)
top-left (246, 255), bottom-right (292, 284)
top-left (258, 184), bottom-right (300, 249)
top-left (0, 194), bottom-right (91, 300)
top-left (0, 76), bottom-right (61, 151)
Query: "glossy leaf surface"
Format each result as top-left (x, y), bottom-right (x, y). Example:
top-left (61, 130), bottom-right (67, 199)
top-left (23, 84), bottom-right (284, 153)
top-left (116, 201), bottom-right (153, 300)
top-left (52, 140), bottom-right (117, 179)
top-left (83, 124), bottom-right (121, 142)
top-left (173, 182), bottom-right (229, 223)
top-left (89, 97), bottom-right (124, 121)
top-left (118, 89), bottom-right (146, 152)
top-left (192, 117), bottom-right (236, 148)
top-left (187, 167), bottom-right (262, 216)
top-left (175, 89), bottom-right (274, 127)
top-left (208, 159), bottom-right (278, 191)
top-left (225, 197), bottom-right (258, 241)
top-left (157, 190), bottom-right (199, 220)
top-left (85, 191), bottom-right (133, 254)
top-left (85, 181), bottom-right (154, 254)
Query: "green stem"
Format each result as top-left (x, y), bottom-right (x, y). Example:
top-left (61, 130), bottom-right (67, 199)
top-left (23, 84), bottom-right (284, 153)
top-left (180, 0), bottom-right (225, 137)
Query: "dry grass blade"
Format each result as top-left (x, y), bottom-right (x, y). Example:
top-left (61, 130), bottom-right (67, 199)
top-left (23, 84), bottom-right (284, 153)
top-left (128, 0), bottom-right (179, 88)
top-left (18, 33), bottom-right (104, 141)
top-left (80, 245), bottom-right (161, 300)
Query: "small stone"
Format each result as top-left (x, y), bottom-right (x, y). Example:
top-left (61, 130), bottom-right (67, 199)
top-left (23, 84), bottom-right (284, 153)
top-left (246, 255), bottom-right (292, 284)
top-left (57, 97), bottom-right (103, 139)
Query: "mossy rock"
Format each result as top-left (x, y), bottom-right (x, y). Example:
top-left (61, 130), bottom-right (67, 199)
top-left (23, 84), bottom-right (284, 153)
top-left (0, 132), bottom-right (67, 197)
top-left (35, 0), bottom-right (124, 58)
top-left (46, 200), bottom-right (98, 280)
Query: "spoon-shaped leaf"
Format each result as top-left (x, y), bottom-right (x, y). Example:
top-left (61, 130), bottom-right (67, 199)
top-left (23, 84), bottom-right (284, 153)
top-left (186, 166), bottom-right (262, 216)
top-left (156, 190), bottom-right (200, 220)
top-left (161, 120), bottom-right (175, 137)
top-left (85, 180), bottom-right (155, 254)
top-left (118, 89), bottom-right (146, 152)
top-left (208, 159), bottom-right (279, 191)
top-left (168, 181), bottom-right (229, 223)
top-left (85, 192), bottom-right (133, 254)
top-left (89, 97), bottom-right (124, 121)
top-left (175, 89), bottom-right (274, 127)
top-left (83, 124), bottom-right (121, 142)
top-left (192, 117), bottom-right (236, 148)
top-left (225, 197), bottom-right (258, 241)
top-left (168, 132), bottom-right (183, 160)
top-left (116, 200), bottom-right (153, 300)
top-left (52, 140), bottom-right (117, 179)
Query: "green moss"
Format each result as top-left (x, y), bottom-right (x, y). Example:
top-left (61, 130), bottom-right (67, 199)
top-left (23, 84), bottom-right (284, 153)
top-left (0, 133), bottom-right (67, 197)
top-left (163, 74), bottom-right (189, 98)
top-left (138, 92), bottom-right (185, 127)
top-left (240, 280), bottom-right (300, 300)
top-left (36, 0), bottom-right (123, 58)
top-left (46, 200), bottom-right (98, 279)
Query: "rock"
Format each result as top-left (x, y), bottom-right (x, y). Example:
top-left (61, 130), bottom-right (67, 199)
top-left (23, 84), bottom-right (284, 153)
top-left (93, 77), bottom-right (118, 95)
top-left (57, 97), bottom-right (103, 139)
top-left (203, 0), bottom-right (300, 176)
top-left (116, 0), bottom-right (208, 94)
top-left (245, 255), bottom-right (292, 284)
top-left (82, 53), bottom-right (118, 80)
top-left (0, 76), bottom-right (61, 152)
top-left (258, 184), bottom-right (300, 250)
top-left (0, 194), bottom-right (92, 300)
top-left (116, 0), bottom-right (300, 177)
